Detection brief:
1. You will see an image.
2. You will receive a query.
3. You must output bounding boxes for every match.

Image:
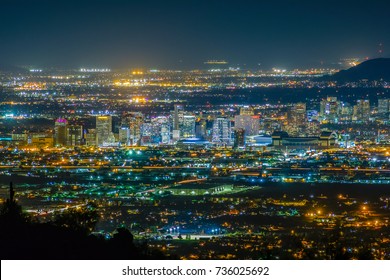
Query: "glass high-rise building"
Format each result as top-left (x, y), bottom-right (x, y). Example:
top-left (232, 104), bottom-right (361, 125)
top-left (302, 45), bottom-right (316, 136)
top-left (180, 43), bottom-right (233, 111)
top-left (378, 99), bottom-right (389, 115)
top-left (320, 97), bottom-right (341, 122)
top-left (54, 118), bottom-right (68, 146)
top-left (119, 126), bottom-right (131, 146)
top-left (233, 128), bottom-right (245, 148)
top-left (234, 115), bottom-right (259, 136)
top-left (66, 125), bottom-right (83, 146)
top-left (121, 112), bottom-right (143, 146)
top-left (96, 115), bottom-right (112, 146)
top-left (286, 103), bottom-right (307, 136)
top-left (212, 117), bottom-right (232, 145)
top-left (353, 100), bottom-right (370, 121)
top-left (181, 115), bottom-right (196, 138)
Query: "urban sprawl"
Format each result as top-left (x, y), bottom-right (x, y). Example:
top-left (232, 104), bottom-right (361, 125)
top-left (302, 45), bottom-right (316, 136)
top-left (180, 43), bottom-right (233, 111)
top-left (1, 66), bottom-right (390, 259)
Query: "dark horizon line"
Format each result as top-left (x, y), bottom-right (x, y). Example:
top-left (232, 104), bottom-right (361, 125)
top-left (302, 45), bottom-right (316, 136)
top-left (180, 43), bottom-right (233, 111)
top-left (1, 56), bottom-right (389, 72)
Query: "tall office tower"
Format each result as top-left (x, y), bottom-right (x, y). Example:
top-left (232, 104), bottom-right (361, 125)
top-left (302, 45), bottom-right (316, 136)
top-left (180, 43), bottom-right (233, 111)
top-left (140, 122), bottom-right (153, 145)
top-left (319, 99), bottom-right (327, 116)
top-left (96, 115), bottom-right (112, 146)
top-left (141, 118), bottom-right (170, 145)
top-left (86, 129), bottom-right (97, 146)
top-left (361, 100), bottom-right (371, 119)
top-left (378, 99), bottom-right (390, 115)
top-left (287, 103), bottom-right (307, 136)
top-left (172, 104), bottom-right (184, 140)
top-left (233, 128), bottom-right (245, 148)
top-left (320, 97), bottom-right (341, 121)
top-left (353, 100), bottom-right (370, 121)
top-left (122, 112), bottom-right (143, 145)
top-left (239, 106), bottom-right (254, 116)
top-left (54, 118), bottom-right (68, 146)
top-left (66, 125), bottom-right (83, 146)
top-left (212, 117), bottom-right (232, 145)
top-left (195, 119), bottom-right (207, 138)
top-left (290, 102), bottom-right (307, 125)
top-left (173, 104), bottom-right (184, 130)
top-left (340, 102), bottom-right (353, 120)
top-left (161, 124), bottom-right (170, 144)
top-left (234, 115), bottom-right (260, 136)
top-left (181, 115), bottom-right (196, 138)
top-left (118, 126), bottom-right (131, 146)
top-left (152, 116), bottom-right (170, 144)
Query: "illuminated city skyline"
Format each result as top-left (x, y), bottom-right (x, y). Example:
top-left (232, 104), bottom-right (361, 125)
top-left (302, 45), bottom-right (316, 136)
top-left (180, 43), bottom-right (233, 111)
top-left (1, 0), bottom-right (390, 262)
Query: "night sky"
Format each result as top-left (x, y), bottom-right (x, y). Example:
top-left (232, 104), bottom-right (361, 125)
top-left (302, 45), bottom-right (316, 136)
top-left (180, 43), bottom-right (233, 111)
top-left (1, 0), bottom-right (389, 69)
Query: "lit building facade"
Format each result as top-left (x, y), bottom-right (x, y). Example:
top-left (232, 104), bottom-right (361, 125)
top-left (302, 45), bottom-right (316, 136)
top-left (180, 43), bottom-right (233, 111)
top-left (66, 125), bottom-right (83, 146)
top-left (96, 115), bottom-right (112, 146)
top-left (54, 118), bottom-right (68, 146)
top-left (212, 117), bottom-right (232, 145)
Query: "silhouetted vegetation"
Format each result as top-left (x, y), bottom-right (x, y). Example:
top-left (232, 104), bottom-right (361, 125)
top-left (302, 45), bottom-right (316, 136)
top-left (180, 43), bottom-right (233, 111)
top-left (0, 183), bottom-right (169, 260)
top-left (53, 203), bottom-right (99, 235)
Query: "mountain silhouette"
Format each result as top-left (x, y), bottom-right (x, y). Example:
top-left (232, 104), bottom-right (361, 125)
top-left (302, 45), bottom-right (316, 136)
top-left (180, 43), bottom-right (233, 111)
top-left (322, 58), bottom-right (390, 82)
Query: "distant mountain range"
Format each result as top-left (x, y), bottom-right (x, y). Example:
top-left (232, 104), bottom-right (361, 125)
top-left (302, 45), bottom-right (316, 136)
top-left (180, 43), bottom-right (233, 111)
top-left (322, 58), bottom-right (390, 82)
